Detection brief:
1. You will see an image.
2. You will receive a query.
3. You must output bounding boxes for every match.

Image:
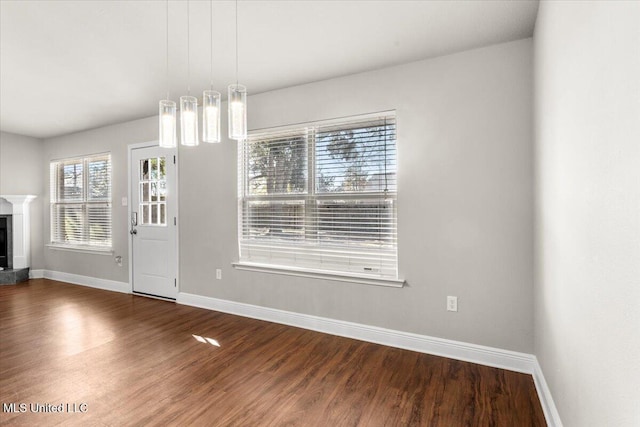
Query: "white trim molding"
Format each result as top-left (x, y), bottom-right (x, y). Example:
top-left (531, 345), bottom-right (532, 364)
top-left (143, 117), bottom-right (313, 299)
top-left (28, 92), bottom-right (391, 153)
top-left (44, 270), bottom-right (130, 294)
top-left (29, 269), bottom-right (45, 279)
top-left (46, 244), bottom-right (114, 255)
top-left (177, 292), bottom-right (535, 375)
top-left (233, 262), bottom-right (405, 288)
top-left (533, 357), bottom-right (564, 427)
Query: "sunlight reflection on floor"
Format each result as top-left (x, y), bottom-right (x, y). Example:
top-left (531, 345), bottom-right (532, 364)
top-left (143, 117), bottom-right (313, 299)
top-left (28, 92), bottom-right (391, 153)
top-left (192, 334), bottom-right (220, 347)
top-left (59, 304), bottom-right (115, 356)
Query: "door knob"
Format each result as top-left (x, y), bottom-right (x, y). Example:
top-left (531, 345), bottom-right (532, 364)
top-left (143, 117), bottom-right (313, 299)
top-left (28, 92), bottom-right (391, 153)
top-left (130, 229), bottom-right (137, 235)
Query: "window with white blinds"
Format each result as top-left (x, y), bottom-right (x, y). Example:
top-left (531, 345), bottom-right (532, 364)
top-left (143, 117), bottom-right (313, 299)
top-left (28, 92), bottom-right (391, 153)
top-left (238, 112), bottom-right (398, 280)
top-left (50, 153), bottom-right (112, 250)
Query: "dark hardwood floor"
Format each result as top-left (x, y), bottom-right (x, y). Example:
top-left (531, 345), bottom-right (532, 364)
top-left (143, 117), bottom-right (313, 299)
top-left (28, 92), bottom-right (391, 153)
top-left (0, 279), bottom-right (546, 426)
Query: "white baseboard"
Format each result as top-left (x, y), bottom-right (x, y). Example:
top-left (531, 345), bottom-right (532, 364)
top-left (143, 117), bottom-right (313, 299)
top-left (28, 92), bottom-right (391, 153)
top-left (29, 269), bottom-right (45, 279)
top-left (29, 273), bottom-right (560, 426)
top-left (177, 292), bottom-right (536, 375)
top-left (533, 357), bottom-right (563, 427)
top-left (43, 270), bottom-right (130, 294)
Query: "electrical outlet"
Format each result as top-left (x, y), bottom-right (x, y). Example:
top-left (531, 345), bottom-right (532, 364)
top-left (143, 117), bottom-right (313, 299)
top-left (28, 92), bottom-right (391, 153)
top-left (447, 296), bottom-right (458, 312)
top-left (216, 269), bottom-right (222, 280)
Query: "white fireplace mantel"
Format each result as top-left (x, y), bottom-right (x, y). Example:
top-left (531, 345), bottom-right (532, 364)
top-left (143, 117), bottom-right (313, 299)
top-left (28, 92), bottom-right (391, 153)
top-left (0, 195), bottom-right (36, 269)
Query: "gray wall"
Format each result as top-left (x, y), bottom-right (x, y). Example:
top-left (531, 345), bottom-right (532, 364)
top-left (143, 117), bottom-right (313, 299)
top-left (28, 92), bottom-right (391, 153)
top-left (181, 38), bottom-right (534, 352)
top-left (534, 1), bottom-right (640, 426)
top-left (0, 131), bottom-right (45, 269)
top-left (42, 38), bottom-right (534, 353)
top-left (42, 117), bottom-right (156, 280)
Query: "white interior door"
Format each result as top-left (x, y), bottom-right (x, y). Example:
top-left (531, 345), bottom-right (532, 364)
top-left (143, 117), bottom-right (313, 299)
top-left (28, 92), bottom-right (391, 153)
top-left (130, 145), bottom-right (177, 299)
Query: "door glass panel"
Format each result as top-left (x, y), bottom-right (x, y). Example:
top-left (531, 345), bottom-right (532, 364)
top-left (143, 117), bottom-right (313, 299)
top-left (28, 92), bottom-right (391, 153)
top-left (150, 158), bottom-right (158, 180)
top-left (151, 182), bottom-right (158, 201)
top-left (159, 158), bottom-right (166, 179)
top-left (159, 181), bottom-right (166, 201)
top-left (142, 204), bottom-right (149, 224)
top-left (139, 157), bottom-right (167, 226)
top-left (141, 183), bottom-right (149, 202)
top-left (141, 159), bottom-right (149, 180)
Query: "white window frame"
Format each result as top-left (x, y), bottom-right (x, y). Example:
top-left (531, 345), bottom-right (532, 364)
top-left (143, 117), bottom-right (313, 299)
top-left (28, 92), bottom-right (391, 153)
top-left (49, 153), bottom-right (113, 253)
top-left (235, 112), bottom-right (403, 287)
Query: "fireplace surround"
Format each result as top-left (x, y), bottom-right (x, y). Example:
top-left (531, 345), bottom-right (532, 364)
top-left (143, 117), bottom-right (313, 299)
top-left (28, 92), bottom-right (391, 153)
top-left (0, 195), bottom-right (35, 284)
top-left (0, 215), bottom-right (12, 269)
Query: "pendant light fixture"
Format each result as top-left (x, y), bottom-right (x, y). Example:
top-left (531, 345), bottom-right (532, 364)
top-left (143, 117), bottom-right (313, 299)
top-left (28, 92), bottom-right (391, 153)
top-left (202, 0), bottom-right (221, 143)
top-left (180, 0), bottom-right (199, 146)
top-left (228, 0), bottom-right (247, 141)
top-left (159, 0), bottom-right (176, 148)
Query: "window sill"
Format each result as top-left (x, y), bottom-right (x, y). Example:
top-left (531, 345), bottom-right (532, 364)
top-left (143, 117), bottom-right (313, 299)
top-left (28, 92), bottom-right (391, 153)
top-left (232, 262), bottom-right (405, 288)
top-left (46, 244), bottom-right (114, 255)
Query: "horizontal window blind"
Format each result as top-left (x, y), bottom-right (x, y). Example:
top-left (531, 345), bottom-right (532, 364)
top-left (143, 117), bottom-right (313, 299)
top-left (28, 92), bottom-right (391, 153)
top-left (50, 154), bottom-right (112, 248)
top-left (239, 113), bottom-right (397, 279)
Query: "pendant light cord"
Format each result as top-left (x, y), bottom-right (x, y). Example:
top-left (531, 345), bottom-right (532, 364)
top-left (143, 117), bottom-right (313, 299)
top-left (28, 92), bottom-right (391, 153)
top-left (187, 0), bottom-right (191, 94)
top-left (235, 0), bottom-right (239, 86)
top-left (166, 0), bottom-right (169, 100)
top-left (210, 0), bottom-right (214, 89)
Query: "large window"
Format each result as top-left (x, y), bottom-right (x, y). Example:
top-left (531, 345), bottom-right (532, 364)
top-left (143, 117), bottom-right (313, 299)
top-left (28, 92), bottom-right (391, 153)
top-left (238, 113), bottom-right (398, 281)
top-left (50, 153), bottom-right (112, 250)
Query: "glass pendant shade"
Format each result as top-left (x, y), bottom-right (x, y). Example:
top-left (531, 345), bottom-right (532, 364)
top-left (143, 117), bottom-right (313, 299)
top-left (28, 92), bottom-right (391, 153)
top-left (202, 90), bottom-right (221, 143)
top-left (159, 100), bottom-right (177, 148)
top-left (228, 84), bottom-right (247, 140)
top-left (180, 96), bottom-right (199, 146)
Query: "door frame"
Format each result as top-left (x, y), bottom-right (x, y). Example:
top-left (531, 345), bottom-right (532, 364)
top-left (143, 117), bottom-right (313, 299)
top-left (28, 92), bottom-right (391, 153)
top-left (127, 140), bottom-right (179, 297)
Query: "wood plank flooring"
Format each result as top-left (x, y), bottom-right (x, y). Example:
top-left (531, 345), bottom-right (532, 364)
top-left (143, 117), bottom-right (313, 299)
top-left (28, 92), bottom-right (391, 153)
top-left (0, 279), bottom-right (546, 426)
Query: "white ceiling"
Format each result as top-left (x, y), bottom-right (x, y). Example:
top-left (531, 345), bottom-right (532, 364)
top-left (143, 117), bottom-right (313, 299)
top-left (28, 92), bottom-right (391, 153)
top-left (0, 0), bottom-right (539, 139)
